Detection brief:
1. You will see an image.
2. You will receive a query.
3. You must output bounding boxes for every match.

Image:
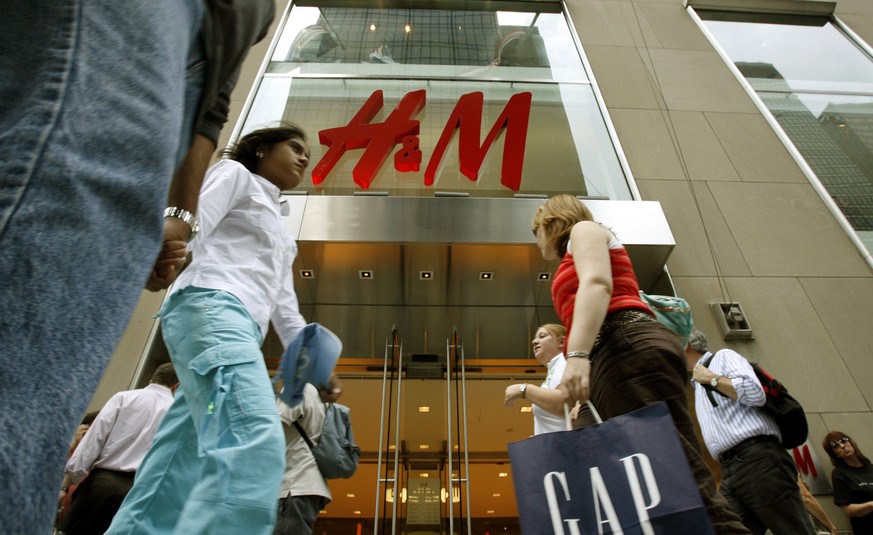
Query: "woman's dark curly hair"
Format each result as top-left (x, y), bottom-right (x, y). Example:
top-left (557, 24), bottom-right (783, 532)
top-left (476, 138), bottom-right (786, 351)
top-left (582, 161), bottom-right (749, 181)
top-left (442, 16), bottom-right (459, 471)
top-left (822, 430), bottom-right (871, 467)
top-left (223, 123), bottom-right (307, 173)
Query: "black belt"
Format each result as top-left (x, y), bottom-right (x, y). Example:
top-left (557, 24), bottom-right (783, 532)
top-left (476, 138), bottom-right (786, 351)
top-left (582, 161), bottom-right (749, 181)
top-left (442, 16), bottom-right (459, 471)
top-left (592, 309), bottom-right (655, 354)
top-left (719, 435), bottom-right (779, 463)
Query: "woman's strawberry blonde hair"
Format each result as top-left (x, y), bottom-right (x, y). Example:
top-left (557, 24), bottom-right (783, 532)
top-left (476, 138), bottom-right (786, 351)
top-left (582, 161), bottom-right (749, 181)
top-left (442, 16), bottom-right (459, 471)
top-left (531, 194), bottom-right (594, 257)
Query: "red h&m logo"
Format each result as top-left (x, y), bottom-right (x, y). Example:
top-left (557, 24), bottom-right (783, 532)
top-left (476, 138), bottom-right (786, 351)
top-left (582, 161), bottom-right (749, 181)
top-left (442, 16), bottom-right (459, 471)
top-left (312, 90), bottom-right (532, 191)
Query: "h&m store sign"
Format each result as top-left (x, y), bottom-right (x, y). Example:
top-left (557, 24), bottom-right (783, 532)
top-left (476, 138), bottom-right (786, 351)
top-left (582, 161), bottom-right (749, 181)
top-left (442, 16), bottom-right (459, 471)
top-left (312, 89), bottom-right (532, 191)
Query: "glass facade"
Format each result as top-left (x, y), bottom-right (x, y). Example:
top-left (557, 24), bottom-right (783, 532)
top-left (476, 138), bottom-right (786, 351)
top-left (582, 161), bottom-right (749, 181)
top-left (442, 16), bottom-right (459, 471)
top-left (698, 12), bottom-right (873, 251)
top-left (237, 4), bottom-right (633, 199)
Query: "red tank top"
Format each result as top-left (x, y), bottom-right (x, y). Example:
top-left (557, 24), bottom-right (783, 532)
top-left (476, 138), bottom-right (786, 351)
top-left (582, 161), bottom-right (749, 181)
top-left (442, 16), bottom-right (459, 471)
top-left (551, 243), bottom-right (652, 333)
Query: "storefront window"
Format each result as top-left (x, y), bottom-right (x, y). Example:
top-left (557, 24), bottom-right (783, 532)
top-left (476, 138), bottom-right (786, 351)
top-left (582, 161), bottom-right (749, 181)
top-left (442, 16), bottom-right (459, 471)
top-left (236, 3), bottom-right (633, 199)
top-left (697, 11), bottom-right (873, 250)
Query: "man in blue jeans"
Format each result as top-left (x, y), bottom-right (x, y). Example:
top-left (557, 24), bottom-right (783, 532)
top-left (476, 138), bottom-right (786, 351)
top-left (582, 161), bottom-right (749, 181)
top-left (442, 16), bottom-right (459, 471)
top-left (0, 2), bottom-right (273, 532)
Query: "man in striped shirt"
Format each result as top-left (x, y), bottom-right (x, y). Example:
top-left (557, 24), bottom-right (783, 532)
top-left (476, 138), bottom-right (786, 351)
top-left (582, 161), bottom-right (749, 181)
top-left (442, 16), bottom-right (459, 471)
top-left (685, 330), bottom-right (815, 535)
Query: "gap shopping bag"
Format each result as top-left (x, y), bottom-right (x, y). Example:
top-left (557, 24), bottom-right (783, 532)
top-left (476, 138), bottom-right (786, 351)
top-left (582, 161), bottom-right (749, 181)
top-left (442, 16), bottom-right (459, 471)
top-left (508, 402), bottom-right (714, 535)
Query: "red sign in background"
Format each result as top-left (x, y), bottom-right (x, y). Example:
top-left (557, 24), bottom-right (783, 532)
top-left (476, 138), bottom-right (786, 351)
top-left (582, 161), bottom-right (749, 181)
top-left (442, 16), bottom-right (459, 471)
top-left (312, 90), bottom-right (532, 191)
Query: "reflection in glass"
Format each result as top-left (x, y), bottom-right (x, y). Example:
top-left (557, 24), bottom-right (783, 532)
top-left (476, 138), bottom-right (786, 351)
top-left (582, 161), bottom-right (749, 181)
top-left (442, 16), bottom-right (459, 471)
top-left (269, 6), bottom-right (586, 82)
top-left (701, 14), bottom-right (873, 94)
top-left (700, 12), bottom-right (873, 238)
top-left (241, 78), bottom-right (630, 199)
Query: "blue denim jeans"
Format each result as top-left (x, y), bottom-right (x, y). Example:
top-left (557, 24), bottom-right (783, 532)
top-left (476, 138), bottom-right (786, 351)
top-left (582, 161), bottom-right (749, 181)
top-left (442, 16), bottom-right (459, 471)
top-left (0, 2), bottom-right (203, 533)
top-left (106, 288), bottom-right (285, 534)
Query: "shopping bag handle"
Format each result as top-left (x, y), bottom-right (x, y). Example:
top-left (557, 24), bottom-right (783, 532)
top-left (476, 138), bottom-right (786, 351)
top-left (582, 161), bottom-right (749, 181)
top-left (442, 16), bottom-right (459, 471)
top-left (562, 400), bottom-right (604, 430)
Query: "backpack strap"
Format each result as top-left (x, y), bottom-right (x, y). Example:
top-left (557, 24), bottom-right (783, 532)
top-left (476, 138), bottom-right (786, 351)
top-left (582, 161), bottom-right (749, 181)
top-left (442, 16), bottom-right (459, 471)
top-left (700, 352), bottom-right (729, 407)
top-left (292, 420), bottom-right (315, 449)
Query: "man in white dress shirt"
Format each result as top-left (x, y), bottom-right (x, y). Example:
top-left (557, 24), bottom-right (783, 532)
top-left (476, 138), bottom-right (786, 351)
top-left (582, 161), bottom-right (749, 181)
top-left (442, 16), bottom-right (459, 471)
top-left (685, 330), bottom-right (814, 535)
top-left (60, 363), bottom-right (178, 535)
top-left (273, 376), bottom-right (342, 535)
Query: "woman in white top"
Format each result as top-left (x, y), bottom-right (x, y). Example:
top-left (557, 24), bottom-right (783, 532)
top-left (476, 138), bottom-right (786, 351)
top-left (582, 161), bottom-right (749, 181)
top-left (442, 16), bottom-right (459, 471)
top-left (504, 324), bottom-right (570, 435)
top-left (107, 125), bottom-right (310, 535)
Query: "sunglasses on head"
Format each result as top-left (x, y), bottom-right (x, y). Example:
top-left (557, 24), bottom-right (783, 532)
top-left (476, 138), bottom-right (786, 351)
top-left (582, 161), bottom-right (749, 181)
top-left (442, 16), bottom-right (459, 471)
top-left (830, 437), bottom-right (850, 449)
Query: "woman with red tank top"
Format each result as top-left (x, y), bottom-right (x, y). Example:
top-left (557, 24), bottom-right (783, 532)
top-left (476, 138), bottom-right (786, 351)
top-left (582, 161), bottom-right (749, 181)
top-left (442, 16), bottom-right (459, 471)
top-left (531, 194), bottom-right (749, 535)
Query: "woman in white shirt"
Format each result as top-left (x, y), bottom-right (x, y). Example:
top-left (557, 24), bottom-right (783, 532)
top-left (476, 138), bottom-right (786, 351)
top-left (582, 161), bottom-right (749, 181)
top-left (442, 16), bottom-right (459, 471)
top-left (504, 324), bottom-right (571, 435)
top-left (107, 125), bottom-right (310, 535)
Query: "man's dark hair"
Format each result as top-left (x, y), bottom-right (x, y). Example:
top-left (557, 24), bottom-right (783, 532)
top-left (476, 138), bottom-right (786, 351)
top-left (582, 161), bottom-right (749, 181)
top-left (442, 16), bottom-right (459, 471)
top-left (150, 362), bottom-right (178, 388)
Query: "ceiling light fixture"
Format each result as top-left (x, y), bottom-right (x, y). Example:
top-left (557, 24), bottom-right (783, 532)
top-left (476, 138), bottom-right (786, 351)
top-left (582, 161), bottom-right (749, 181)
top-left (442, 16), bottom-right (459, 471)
top-left (299, 269), bottom-right (315, 279)
top-left (419, 270), bottom-right (433, 280)
top-left (537, 272), bottom-right (551, 281)
top-left (479, 271), bottom-right (493, 281)
top-left (418, 406), bottom-right (430, 413)
top-left (359, 270), bottom-right (373, 280)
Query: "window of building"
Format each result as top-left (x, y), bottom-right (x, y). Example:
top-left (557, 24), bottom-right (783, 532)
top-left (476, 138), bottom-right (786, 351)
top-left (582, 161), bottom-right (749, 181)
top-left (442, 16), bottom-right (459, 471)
top-left (235, 3), bottom-right (634, 199)
top-left (694, 9), bottom-right (873, 252)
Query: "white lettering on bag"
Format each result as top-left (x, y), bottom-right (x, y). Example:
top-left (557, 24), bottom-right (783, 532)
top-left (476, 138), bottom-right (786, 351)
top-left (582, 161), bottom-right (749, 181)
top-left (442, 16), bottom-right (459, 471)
top-left (590, 467), bottom-right (625, 534)
top-left (620, 453), bottom-right (661, 535)
top-left (540, 453), bottom-right (664, 534)
top-left (544, 471), bottom-right (582, 535)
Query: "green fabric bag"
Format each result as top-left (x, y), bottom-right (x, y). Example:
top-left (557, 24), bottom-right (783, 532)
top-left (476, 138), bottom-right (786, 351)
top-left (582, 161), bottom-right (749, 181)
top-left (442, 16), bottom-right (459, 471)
top-left (639, 292), bottom-right (693, 348)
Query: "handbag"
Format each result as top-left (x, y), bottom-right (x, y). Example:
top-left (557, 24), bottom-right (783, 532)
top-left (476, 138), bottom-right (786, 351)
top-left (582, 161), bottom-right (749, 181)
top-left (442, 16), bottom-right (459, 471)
top-left (508, 402), bottom-right (714, 535)
top-left (639, 292), bottom-right (693, 348)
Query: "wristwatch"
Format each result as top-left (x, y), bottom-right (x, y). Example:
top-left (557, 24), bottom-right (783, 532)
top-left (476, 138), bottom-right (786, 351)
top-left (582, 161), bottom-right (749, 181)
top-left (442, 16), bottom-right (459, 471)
top-left (710, 376), bottom-right (720, 388)
top-left (164, 207), bottom-right (200, 242)
top-left (519, 384), bottom-right (527, 399)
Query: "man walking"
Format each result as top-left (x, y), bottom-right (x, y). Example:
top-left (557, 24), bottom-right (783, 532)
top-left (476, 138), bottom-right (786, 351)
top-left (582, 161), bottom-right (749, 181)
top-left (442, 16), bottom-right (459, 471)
top-left (684, 330), bottom-right (815, 535)
top-left (60, 363), bottom-right (178, 535)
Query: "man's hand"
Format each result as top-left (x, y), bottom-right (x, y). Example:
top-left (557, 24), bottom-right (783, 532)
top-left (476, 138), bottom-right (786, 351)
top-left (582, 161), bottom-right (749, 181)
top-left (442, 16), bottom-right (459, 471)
top-left (692, 364), bottom-right (717, 386)
top-left (558, 357), bottom-right (591, 405)
top-left (145, 218), bottom-right (191, 291)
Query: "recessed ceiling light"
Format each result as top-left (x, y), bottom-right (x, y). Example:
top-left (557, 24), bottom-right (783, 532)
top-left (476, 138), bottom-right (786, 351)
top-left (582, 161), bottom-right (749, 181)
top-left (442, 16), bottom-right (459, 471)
top-left (419, 444), bottom-right (430, 450)
top-left (420, 473), bottom-right (429, 478)
top-left (492, 493), bottom-right (501, 497)
top-left (479, 271), bottom-right (493, 280)
top-left (418, 406), bottom-right (430, 413)
top-left (486, 510), bottom-right (495, 514)
top-left (299, 269), bottom-right (315, 279)
top-left (353, 510), bottom-right (361, 515)
top-left (346, 493), bottom-right (355, 498)
top-left (419, 270), bottom-right (433, 280)
top-left (369, 23), bottom-right (376, 31)
top-left (359, 270), bottom-right (373, 280)
top-left (520, 406), bottom-right (532, 413)
top-left (537, 272), bottom-right (551, 281)
top-left (498, 472), bottom-right (508, 477)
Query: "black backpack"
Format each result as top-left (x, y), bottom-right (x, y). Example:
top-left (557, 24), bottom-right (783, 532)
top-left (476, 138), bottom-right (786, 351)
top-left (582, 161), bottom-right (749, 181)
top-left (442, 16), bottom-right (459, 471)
top-left (293, 402), bottom-right (361, 479)
top-left (702, 352), bottom-right (808, 449)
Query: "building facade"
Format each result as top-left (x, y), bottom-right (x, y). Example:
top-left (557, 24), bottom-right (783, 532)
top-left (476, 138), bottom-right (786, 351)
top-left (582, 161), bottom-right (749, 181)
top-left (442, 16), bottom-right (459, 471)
top-left (94, 0), bottom-right (873, 532)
